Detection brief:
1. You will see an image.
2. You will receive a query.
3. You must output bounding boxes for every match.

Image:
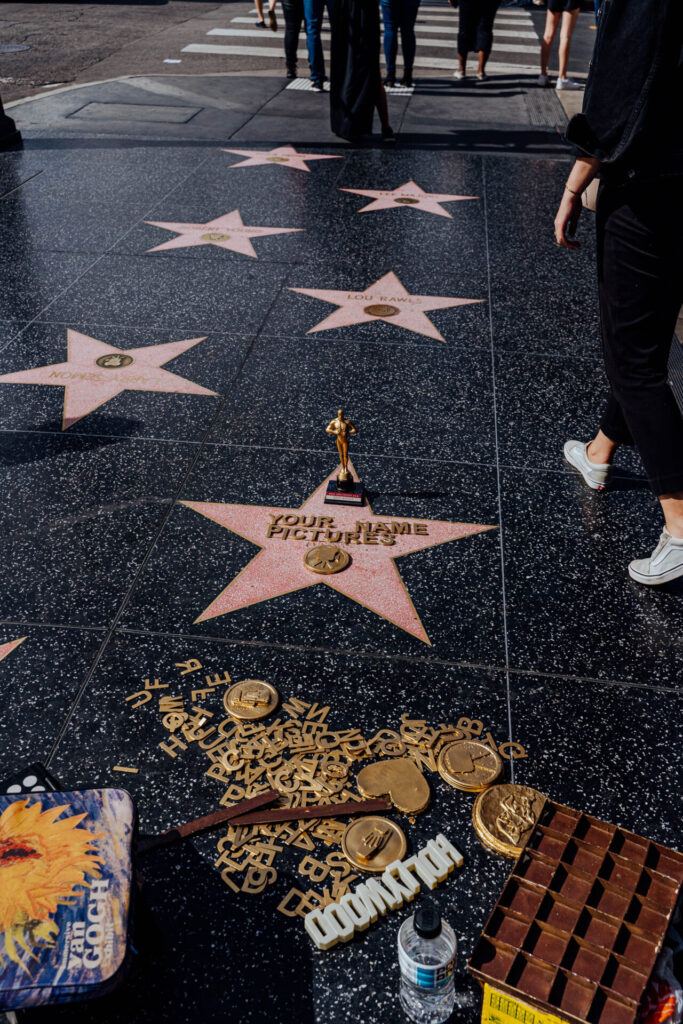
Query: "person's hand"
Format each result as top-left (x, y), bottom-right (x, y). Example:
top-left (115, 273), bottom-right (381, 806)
top-left (554, 189), bottom-right (583, 249)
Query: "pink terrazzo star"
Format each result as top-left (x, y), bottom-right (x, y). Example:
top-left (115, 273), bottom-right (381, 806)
top-left (340, 180), bottom-right (479, 218)
top-left (290, 270), bottom-right (485, 342)
top-left (0, 330), bottom-right (218, 430)
top-left (182, 461), bottom-right (494, 643)
top-left (144, 209), bottom-right (303, 259)
top-left (221, 145), bottom-right (342, 172)
top-left (0, 637), bottom-right (26, 663)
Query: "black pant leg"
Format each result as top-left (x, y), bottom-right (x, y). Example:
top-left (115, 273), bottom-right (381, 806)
top-left (282, 0), bottom-right (304, 69)
top-left (597, 179), bottom-right (683, 495)
top-left (476, 0), bottom-right (499, 52)
top-left (458, 0), bottom-right (478, 56)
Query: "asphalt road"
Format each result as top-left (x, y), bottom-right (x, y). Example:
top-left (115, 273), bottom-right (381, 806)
top-left (0, 0), bottom-right (597, 104)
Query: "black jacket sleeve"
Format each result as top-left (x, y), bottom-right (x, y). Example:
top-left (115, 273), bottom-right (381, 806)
top-left (566, 0), bottom-right (682, 173)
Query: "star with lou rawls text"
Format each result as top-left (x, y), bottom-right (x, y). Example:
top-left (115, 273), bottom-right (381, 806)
top-left (0, 637), bottom-right (26, 663)
top-left (0, 330), bottom-right (218, 430)
top-left (182, 461), bottom-right (495, 643)
top-left (340, 180), bottom-right (479, 218)
top-left (144, 210), bottom-right (303, 258)
top-left (221, 145), bottom-right (343, 172)
top-left (290, 270), bottom-right (485, 342)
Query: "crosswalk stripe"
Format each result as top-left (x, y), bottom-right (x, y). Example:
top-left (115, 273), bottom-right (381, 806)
top-left (200, 28), bottom-right (540, 53)
top-left (244, 3), bottom-right (535, 19)
top-left (223, 18), bottom-right (539, 39)
top-left (181, 43), bottom-right (566, 75)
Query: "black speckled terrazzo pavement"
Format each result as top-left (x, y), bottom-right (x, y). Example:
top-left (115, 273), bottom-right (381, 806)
top-left (1, 72), bottom-right (682, 1024)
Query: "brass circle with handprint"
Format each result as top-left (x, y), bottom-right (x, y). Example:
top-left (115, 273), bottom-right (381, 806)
top-left (438, 739), bottom-right (502, 792)
top-left (341, 816), bottom-right (407, 873)
top-left (472, 784), bottom-right (546, 858)
top-left (223, 679), bottom-right (279, 720)
top-left (95, 353), bottom-right (134, 369)
top-left (303, 544), bottom-right (350, 575)
top-left (364, 303), bottom-right (400, 317)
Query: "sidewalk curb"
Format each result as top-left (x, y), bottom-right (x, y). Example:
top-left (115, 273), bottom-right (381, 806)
top-left (4, 69), bottom-right (289, 111)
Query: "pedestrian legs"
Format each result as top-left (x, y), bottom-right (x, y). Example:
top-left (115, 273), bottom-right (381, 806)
top-left (557, 8), bottom-right (579, 80)
top-left (593, 181), bottom-right (683, 533)
top-left (398, 0), bottom-right (420, 81)
top-left (303, 0), bottom-right (333, 84)
top-left (381, 0), bottom-right (399, 83)
top-left (282, 0), bottom-right (304, 74)
top-left (540, 10), bottom-right (561, 76)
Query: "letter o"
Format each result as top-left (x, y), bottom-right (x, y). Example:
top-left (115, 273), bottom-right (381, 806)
top-left (340, 892), bottom-right (372, 930)
top-left (85, 923), bottom-right (103, 946)
top-left (304, 908), bottom-right (340, 950)
top-left (283, 514), bottom-right (300, 526)
top-left (323, 903), bottom-right (355, 942)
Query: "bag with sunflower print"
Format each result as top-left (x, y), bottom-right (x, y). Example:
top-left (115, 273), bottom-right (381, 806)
top-left (0, 788), bottom-right (135, 1010)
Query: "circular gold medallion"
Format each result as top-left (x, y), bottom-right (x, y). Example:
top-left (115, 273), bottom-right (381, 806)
top-left (95, 353), bottom-right (134, 369)
top-left (472, 783), bottom-right (546, 859)
top-left (364, 303), bottom-right (400, 317)
top-left (438, 739), bottom-right (503, 793)
top-left (394, 197), bottom-right (419, 205)
top-left (266, 156), bottom-right (289, 163)
top-left (223, 679), bottom-right (279, 720)
top-left (201, 232), bottom-right (231, 242)
top-left (341, 816), bottom-right (407, 873)
top-left (303, 544), bottom-right (350, 575)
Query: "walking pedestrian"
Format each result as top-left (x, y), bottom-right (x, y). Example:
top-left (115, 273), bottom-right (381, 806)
top-left (556, 0), bottom-right (683, 585)
top-left (538, 0), bottom-right (582, 90)
top-left (381, 0), bottom-right (420, 88)
top-left (255, 0), bottom-right (279, 30)
top-left (452, 0), bottom-right (500, 82)
top-left (304, 0), bottom-right (334, 90)
top-left (281, 0), bottom-right (305, 77)
top-left (330, 0), bottom-right (395, 140)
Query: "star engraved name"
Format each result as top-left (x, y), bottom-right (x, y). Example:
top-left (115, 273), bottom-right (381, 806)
top-left (347, 294), bottom-right (417, 303)
top-left (48, 370), bottom-right (156, 386)
top-left (265, 514), bottom-right (429, 546)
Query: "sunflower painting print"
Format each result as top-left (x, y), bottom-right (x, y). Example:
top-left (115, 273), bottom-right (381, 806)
top-left (0, 799), bottom-right (103, 970)
top-left (0, 789), bottom-right (135, 1011)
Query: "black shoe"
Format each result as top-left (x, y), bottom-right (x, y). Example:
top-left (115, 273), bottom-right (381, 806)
top-left (400, 74), bottom-right (414, 87)
top-left (381, 124), bottom-right (396, 143)
top-left (311, 80), bottom-right (324, 92)
top-left (255, 19), bottom-right (266, 26)
top-left (383, 74), bottom-right (396, 88)
top-left (286, 67), bottom-right (297, 79)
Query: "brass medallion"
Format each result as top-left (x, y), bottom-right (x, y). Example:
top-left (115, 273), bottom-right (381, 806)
top-left (266, 156), bottom-right (289, 163)
top-left (95, 353), bottom-right (134, 369)
top-left (394, 197), bottom-right (419, 205)
top-left (303, 544), bottom-right (350, 575)
top-left (223, 679), bottom-right (279, 720)
top-left (341, 816), bottom-right (407, 873)
top-left (357, 758), bottom-right (430, 814)
top-left (363, 303), bottom-right (399, 317)
top-left (438, 739), bottom-right (503, 793)
top-left (472, 783), bottom-right (546, 859)
top-left (201, 232), bottom-right (231, 242)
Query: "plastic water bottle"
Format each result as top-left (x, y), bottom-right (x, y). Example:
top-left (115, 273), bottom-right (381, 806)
top-left (398, 904), bottom-right (457, 1024)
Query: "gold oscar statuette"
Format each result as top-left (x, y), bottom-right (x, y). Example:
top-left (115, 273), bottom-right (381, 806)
top-left (324, 409), bottom-right (365, 507)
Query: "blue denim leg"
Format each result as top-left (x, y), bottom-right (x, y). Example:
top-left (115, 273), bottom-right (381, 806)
top-left (303, 0), bottom-right (325, 82)
top-left (381, 0), bottom-right (399, 77)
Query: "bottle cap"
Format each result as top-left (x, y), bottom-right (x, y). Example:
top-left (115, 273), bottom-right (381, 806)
top-left (414, 903), bottom-right (441, 939)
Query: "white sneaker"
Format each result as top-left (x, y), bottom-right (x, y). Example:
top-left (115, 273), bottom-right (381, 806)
top-left (563, 440), bottom-right (612, 491)
top-left (556, 77), bottom-right (582, 91)
top-left (537, 74), bottom-right (550, 87)
top-left (628, 529), bottom-right (683, 586)
top-left (453, 70), bottom-right (466, 80)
